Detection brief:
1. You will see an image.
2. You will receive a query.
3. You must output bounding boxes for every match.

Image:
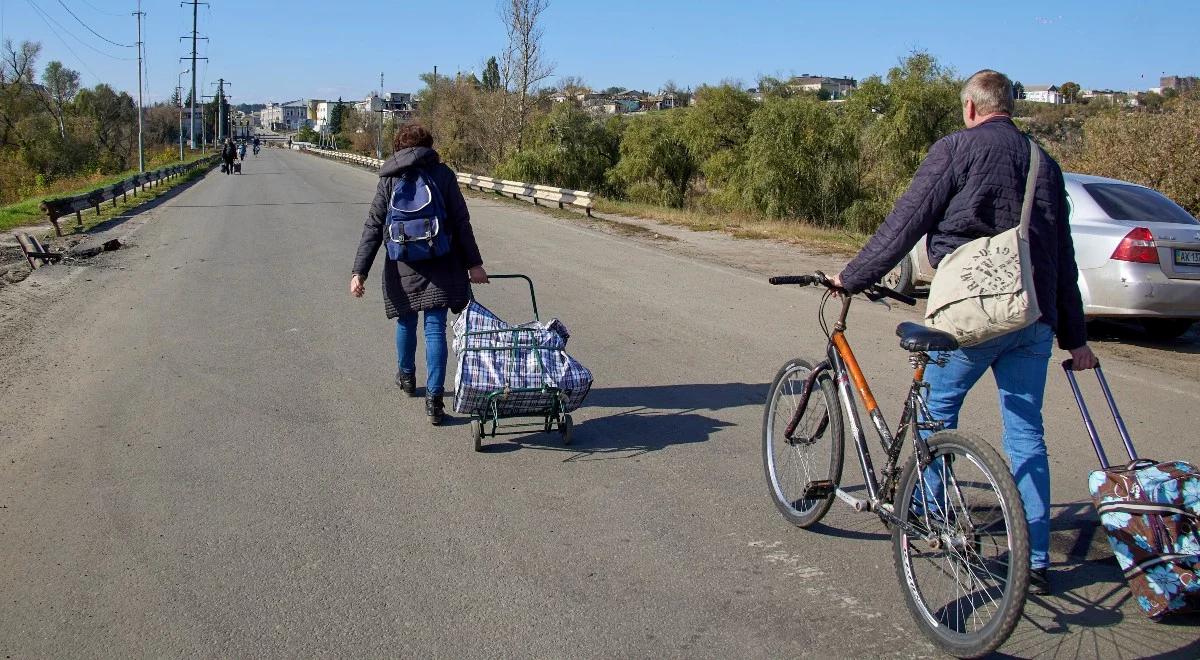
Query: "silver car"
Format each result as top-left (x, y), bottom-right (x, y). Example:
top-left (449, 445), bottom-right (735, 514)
top-left (883, 172), bottom-right (1200, 339)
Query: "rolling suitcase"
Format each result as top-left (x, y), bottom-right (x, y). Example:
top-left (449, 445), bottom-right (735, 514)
top-left (234, 161), bottom-right (242, 174)
top-left (1063, 360), bottom-right (1200, 619)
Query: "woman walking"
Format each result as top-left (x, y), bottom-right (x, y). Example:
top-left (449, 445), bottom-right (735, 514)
top-left (350, 123), bottom-right (488, 425)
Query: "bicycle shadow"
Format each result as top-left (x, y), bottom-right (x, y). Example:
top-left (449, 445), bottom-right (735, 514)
top-left (994, 501), bottom-right (1200, 658)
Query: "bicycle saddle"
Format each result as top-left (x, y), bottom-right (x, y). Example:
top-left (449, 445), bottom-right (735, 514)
top-left (895, 322), bottom-right (959, 352)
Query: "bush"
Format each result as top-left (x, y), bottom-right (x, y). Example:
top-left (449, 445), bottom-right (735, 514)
top-left (496, 104), bottom-right (619, 192)
top-left (606, 111), bottom-right (695, 208)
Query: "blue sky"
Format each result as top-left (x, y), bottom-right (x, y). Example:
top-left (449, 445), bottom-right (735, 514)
top-left (2, 0), bottom-right (1196, 105)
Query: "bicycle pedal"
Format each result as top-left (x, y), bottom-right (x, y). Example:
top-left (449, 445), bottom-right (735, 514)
top-left (802, 480), bottom-right (835, 499)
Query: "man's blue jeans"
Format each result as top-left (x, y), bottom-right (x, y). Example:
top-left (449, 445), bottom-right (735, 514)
top-left (922, 321), bottom-right (1055, 569)
top-left (396, 308), bottom-right (448, 395)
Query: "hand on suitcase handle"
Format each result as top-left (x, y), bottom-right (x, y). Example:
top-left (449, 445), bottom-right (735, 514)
top-left (1063, 344), bottom-right (1099, 371)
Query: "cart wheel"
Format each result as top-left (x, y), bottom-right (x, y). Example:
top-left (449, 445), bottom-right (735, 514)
top-left (471, 420), bottom-right (484, 452)
top-left (560, 414), bottom-right (573, 445)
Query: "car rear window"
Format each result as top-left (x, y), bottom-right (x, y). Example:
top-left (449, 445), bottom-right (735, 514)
top-left (1083, 183), bottom-right (1199, 225)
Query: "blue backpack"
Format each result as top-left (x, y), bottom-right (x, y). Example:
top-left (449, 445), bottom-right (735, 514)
top-left (384, 168), bottom-right (452, 262)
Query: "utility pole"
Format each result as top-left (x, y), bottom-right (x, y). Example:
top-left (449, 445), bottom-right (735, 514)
top-left (213, 79), bottom-right (230, 142)
top-left (181, 0), bottom-right (208, 150)
top-left (376, 72), bottom-right (384, 159)
top-left (134, 1), bottom-right (145, 171)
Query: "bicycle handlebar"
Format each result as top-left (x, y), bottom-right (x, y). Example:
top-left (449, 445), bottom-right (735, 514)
top-left (769, 271), bottom-right (916, 307)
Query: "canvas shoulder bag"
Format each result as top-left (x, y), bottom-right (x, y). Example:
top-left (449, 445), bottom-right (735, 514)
top-left (924, 137), bottom-right (1042, 346)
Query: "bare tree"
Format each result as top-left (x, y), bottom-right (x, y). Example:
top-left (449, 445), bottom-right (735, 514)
top-left (500, 0), bottom-right (554, 152)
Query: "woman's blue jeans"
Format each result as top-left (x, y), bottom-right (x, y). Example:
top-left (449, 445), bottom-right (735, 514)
top-left (396, 308), bottom-right (448, 395)
top-left (920, 322), bottom-right (1055, 570)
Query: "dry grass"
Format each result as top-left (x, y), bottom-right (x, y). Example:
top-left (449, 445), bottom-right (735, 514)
top-left (462, 187), bottom-right (678, 241)
top-left (593, 198), bottom-right (869, 255)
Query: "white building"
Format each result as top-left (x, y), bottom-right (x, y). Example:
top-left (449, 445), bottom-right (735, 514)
top-left (1024, 85), bottom-right (1064, 104)
top-left (262, 100), bottom-right (310, 130)
top-left (789, 75), bottom-right (857, 100)
top-left (354, 92), bottom-right (417, 124)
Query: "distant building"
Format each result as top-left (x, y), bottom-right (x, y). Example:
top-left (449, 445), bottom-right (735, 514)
top-left (1160, 75), bottom-right (1198, 93)
top-left (262, 100), bottom-right (310, 130)
top-left (1082, 89), bottom-right (1138, 107)
top-left (355, 92), bottom-right (417, 123)
top-left (788, 75), bottom-right (857, 99)
top-left (1024, 84), bottom-right (1063, 104)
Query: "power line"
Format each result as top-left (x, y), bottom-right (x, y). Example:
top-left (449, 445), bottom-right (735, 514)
top-left (55, 0), bottom-right (135, 47)
top-left (22, 0), bottom-right (101, 81)
top-left (25, 0), bottom-right (135, 61)
top-left (75, 0), bottom-right (124, 18)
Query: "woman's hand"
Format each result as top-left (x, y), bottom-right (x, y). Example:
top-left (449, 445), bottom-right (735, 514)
top-left (468, 265), bottom-right (489, 284)
top-left (350, 274), bottom-right (365, 298)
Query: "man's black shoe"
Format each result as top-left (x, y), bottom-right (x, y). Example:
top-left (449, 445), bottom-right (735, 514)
top-left (426, 393), bottom-right (445, 426)
top-left (395, 370), bottom-right (416, 397)
top-left (1030, 568), bottom-right (1051, 596)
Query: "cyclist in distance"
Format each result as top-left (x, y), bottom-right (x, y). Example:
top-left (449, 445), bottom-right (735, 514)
top-left (831, 69), bottom-right (1098, 596)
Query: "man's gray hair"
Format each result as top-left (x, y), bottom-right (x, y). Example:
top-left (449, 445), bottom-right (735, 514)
top-left (961, 70), bottom-right (1014, 115)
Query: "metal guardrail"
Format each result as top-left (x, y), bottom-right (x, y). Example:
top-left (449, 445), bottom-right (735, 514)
top-left (303, 147), bottom-right (595, 215)
top-left (39, 155), bottom-right (221, 236)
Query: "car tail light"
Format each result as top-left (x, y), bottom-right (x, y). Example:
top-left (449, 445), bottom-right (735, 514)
top-left (1110, 227), bottom-right (1159, 264)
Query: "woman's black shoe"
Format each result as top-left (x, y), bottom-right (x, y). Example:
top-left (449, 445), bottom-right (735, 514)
top-left (395, 370), bottom-right (416, 397)
top-left (426, 393), bottom-right (445, 426)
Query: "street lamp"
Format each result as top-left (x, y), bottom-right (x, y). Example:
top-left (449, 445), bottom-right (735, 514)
top-left (177, 68), bottom-right (190, 160)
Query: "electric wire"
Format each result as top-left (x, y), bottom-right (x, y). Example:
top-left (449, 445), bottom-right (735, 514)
top-left (22, 0), bottom-right (102, 81)
top-left (55, 0), bottom-right (135, 47)
top-left (74, 0), bottom-right (125, 18)
top-left (25, 0), bottom-right (135, 61)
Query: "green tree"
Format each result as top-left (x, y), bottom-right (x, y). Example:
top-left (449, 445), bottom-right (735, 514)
top-left (496, 102), bottom-right (618, 192)
top-left (329, 97), bottom-right (345, 134)
top-left (608, 111), bottom-right (695, 207)
top-left (74, 83), bottom-right (137, 172)
top-left (40, 60), bottom-right (79, 139)
top-left (734, 96), bottom-right (859, 224)
top-left (482, 56), bottom-right (502, 92)
top-left (1060, 81), bottom-right (1081, 104)
top-left (1012, 81), bottom-right (1025, 100)
top-left (842, 51), bottom-right (961, 231)
top-left (682, 84), bottom-right (757, 205)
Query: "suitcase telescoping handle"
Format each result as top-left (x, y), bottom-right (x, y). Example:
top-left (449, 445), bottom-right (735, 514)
top-left (1061, 359), bottom-right (1137, 469)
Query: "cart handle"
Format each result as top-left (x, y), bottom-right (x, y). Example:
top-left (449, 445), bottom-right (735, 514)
top-left (471, 273), bottom-right (539, 322)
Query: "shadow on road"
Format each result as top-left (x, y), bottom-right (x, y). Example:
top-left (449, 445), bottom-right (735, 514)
top-left (493, 407), bottom-right (732, 460)
top-left (586, 382), bottom-right (769, 412)
top-left (1086, 319), bottom-right (1200, 354)
top-left (84, 167), bottom-right (216, 235)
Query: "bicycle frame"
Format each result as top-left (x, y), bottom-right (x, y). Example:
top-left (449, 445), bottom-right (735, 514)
top-left (786, 293), bottom-right (944, 524)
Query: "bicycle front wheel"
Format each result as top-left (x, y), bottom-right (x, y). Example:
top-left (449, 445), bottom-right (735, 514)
top-left (762, 358), bottom-right (844, 528)
top-left (892, 430), bottom-right (1029, 658)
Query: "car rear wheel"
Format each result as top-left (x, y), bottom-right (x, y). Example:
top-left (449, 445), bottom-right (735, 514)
top-left (881, 255), bottom-right (916, 296)
top-left (1140, 318), bottom-right (1195, 340)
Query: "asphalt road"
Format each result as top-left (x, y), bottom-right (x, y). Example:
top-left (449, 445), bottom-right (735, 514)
top-left (1, 148), bottom-right (1197, 658)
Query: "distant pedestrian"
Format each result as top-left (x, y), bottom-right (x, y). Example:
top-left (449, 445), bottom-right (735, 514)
top-left (220, 137), bottom-right (236, 175)
top-left (237, 141), bottom-right (247, 161)
top-left (349, 122), bottom-right (489, 425)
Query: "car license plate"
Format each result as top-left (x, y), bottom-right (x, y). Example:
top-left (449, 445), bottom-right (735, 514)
top-left (1175, 249), bottom-right (1200, 266)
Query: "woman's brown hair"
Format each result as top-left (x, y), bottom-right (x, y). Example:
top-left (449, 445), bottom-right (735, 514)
top-left (394, 122), bottom-right (434, 151)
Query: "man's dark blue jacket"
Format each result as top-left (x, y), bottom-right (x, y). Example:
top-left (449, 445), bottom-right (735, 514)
top-left (839, 116), bottom-right (1087, 350)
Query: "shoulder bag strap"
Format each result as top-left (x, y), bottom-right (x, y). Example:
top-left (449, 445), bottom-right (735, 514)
top-left (1019, 137), bottom-right (1041, 240)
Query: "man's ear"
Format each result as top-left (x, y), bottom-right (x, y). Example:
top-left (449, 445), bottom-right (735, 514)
top-left (964, 98), bottom-right (976, 121)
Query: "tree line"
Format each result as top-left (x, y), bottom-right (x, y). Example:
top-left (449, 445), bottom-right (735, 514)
top-left (368, 50), bottom-right (1196, 232)
top-left (0, 40), bottom-right (210, 206)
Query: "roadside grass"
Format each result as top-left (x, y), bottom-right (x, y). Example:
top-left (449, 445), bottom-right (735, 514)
top-left (0, 153), bottom-right (214, 233)
top-left (1, 159), bottom-right (216, 238)
top-left (593, 198), bottom-right (869, 255)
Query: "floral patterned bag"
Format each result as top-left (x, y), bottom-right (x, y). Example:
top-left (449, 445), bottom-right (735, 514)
top-left (1089, 461), bottom-right (1200, 618)
top-left (1065, 361), bottom-right (1200, 618)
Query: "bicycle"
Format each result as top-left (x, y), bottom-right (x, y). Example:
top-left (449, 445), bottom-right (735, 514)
top-left (762, 271), bottom-right (1029, 658)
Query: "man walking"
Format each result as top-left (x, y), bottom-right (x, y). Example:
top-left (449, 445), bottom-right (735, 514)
top-left (833, 69), bottom-right (1098, 595)
top-left (220, 137), bottom-right (237, 175)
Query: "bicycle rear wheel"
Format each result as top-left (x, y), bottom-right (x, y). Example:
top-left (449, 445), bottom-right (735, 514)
top-left (762, 358), bottom-right (844, 528)
top-left (892, 430), bottom-right (1029, 658)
